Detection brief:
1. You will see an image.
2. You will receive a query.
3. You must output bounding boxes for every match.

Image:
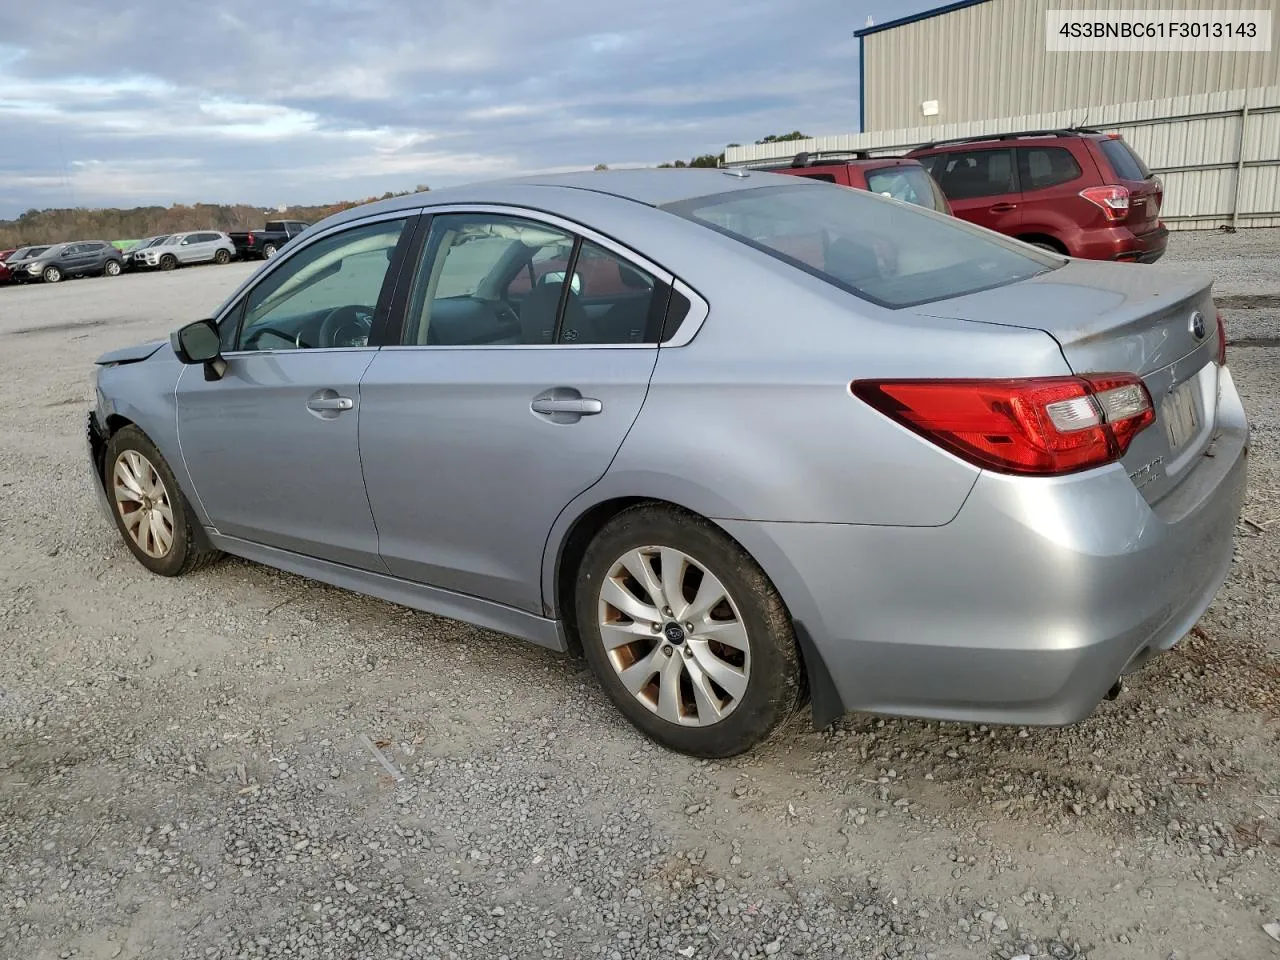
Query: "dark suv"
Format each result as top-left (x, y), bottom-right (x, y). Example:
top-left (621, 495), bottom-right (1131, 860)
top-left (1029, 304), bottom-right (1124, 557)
top-left (907, 129), bottom-right (1167, 263)
top-left (10, 240), bottom-right (124, 283)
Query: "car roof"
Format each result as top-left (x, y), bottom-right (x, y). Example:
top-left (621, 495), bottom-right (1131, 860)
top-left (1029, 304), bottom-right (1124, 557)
top-left (314, 167), bottom-right (805, 234)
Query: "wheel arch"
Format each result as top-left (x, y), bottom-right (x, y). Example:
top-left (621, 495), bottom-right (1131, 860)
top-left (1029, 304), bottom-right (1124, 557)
top-left (1016, 232), bottom-right (1069, 255)
top-left (543, 489), bottom-right (843, 728)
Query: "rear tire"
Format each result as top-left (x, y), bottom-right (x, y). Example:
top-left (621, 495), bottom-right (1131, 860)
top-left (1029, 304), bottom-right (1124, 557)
top-left (214, 248), bottom-right (231, 265)
top-left (104, 426), bottom-right (221, 577)
top-left (103, 259), bottom-right (122, 276)
top-left (576, 504), bottom-right (804, 758)
top-left (262, 243), bottom-right (278, 259)
top-left (42, 266), bottom-right (62, 283)
top-left (159, 254), bottom-right (177, 271)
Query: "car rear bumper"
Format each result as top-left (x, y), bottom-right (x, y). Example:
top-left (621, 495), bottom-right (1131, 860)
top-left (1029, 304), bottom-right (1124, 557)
top-left (720, 367), bottom-right (1248, 727)
top-left (1070, 222), bottom-right (1169, 263)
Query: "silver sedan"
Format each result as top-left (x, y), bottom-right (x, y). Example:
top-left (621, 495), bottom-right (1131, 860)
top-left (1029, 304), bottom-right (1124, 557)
top-left (85, 169), bottom-right (1248, 757)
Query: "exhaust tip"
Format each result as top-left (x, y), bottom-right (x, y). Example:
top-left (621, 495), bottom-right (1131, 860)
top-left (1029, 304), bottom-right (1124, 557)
top-left (1104, 679), bottom-right (1124, 701)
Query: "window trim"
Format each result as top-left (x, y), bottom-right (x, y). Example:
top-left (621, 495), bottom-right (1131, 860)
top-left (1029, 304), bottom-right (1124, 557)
top-left (216, 210), bottom-right (420, 356)
top-left (377, 203), bottom-right (707, 351)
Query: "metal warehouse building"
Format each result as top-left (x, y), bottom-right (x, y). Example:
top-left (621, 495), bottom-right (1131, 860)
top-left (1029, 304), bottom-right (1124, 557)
top-left (856, 0), bottom-right (1277, 132)
top-left (725, 0), bottom-right (1280, 230)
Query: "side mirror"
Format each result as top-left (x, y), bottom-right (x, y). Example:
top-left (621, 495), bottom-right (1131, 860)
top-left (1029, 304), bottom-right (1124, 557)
top-left (170, 319), bottom-right (226, 381)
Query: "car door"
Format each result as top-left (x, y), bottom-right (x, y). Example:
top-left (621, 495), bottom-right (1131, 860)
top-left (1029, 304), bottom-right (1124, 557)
top-left (359, 209), bottom-right (669, 613)
top-left (60, 243), bottom-right (89, 274)
top-left (920, 148), bottom-right (1022, 235)
top-left (175, 234), bottom-right (199, 264)
top-left (175, 213), bottom-right (416, 570)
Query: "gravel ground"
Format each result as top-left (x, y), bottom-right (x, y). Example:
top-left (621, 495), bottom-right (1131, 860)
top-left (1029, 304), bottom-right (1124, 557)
top-left (1, 234), bottom-right (1278, 960)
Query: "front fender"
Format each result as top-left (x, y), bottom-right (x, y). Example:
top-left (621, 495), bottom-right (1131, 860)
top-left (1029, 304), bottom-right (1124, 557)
top-left (96, 357), bottom-right (210, 526)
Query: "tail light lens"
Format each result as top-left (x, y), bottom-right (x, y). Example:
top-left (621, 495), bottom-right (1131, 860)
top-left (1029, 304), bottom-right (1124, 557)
top-left (852, 374), bottom-right (1155, 476)
top-left (1216, 311), bottom-right (1227, 366)
top-left (1080, 185), bottom-right (1130, 222)
top-left (246, 231), bottom-right (254, 245)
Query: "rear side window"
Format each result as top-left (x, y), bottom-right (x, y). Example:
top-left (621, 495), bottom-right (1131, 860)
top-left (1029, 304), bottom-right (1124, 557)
top-left (1098, 138), bottom-right (1152, 181)
top-left (663, 183), bottom-right (1058, 309)
top-left (864, 165), bottom-right (949, 212)
top-left (796, 172), bottom-right (837, 183)
top-left (928, 149), bottom-right (1017, 200)
top-left (1017, 147), bottom-right (1083, 191)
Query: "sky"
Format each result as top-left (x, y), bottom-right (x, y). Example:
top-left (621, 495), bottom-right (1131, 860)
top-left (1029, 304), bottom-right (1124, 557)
top-left (0, 0), bottom-right (935, 218)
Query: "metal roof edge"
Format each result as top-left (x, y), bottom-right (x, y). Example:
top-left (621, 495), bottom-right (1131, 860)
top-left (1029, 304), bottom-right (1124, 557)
top-left (854, 0), bottom-right (993, 38)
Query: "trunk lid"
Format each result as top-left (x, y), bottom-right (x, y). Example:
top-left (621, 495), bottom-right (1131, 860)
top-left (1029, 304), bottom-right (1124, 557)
top-left (920, 259), bottom-right (1221, 504)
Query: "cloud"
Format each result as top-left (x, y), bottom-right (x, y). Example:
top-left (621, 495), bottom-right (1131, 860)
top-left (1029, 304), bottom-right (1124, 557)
top-left (0, 0), bottom-right (935, 217)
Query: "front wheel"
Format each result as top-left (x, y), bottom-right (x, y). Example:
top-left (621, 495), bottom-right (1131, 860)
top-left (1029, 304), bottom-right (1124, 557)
top-left (42, 266), bottom-right (62, 283)
top-left (103, 259), bottom-right (122, 276)
top-left (576, 505), bottom-right (804, 758)
top-left (104, 426), bottom-right (221, 577)
top-left (159, 255), bottom-right (177, 271)
top-left (213, 248), bottom-right (231, 264)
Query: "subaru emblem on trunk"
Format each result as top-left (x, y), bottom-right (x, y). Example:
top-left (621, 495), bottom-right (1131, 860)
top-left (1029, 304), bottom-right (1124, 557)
top-left (1189, 311), bottom-right (1206, 340)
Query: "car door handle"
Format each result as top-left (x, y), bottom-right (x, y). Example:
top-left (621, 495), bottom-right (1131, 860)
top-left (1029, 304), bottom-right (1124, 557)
top-left (531, 397), bottom-right (602, 416)
top-left (307, 396), bottom-right (353, 411)
top-left (988, 202), bottom-right (1017, 212)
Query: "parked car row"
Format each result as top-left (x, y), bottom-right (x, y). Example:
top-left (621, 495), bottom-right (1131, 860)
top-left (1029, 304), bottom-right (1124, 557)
top-left (755, 127), bottom-right (1168, 263)
top-left (0, 221), bottom-right (311, 285)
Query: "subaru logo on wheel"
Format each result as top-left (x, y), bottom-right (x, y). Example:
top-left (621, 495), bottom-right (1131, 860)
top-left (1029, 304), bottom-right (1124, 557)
top-left (1189, 310), bottom-right (1206, 340)
top-left (664, 623), bottom-right (685, 643)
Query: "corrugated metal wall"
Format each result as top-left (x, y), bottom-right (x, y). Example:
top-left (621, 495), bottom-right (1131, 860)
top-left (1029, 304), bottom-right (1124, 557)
top-left (862, 0), bottom-right (1278, 132)
top-left (723, 85), bottom-right (1280, 230)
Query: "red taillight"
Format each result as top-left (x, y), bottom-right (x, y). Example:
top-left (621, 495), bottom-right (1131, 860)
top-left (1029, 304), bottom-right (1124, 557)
top-left (852, 374), bottom-right (1155, 476)
top-left (1216, 311), bottom-right (1227, 366)
top-left (246, 231), bottom-right (254, 245)
top-left (1080, 185), bottom-right (1130, 222)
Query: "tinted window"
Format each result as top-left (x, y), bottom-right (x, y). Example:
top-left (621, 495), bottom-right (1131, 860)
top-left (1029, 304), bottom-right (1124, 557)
top-left (1017, 147), bottom-right (1082, 191)
top-left (234, 218), bottom-right (407, 352)
top-left (664, 184), bottom-right (1058, 309)
top-left (931, 149), bottom-right (1016, 199)
top-left (796, 173), bottom-right (837, 183)
top-left (865, 165), bottom-right (949, 211)
top-left (1099, 138), bottom-right (1151, 181)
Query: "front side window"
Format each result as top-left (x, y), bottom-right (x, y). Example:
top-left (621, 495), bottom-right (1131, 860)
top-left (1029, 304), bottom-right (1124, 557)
top-left (929, 149), bottom-right (1017, 200)
top-left (663, 183), bottom-right (1058, 309)
top-left (232, 218), bottom-right (407, 352)
top-left (864, 165), bottom-right (949, 212)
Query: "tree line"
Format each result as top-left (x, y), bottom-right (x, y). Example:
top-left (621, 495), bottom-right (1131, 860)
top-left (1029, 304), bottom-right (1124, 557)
top-left (0, 187), bottom-right (429, 249)
top-left (1, 131), bottom-right (813, 249)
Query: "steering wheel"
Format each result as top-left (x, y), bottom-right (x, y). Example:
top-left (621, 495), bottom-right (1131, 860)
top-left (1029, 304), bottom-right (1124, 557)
top-left (318, 304), bottom-right (374, 348)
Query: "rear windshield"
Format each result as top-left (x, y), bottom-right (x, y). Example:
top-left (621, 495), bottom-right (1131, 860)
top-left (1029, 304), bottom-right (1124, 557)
top-left (864, 165), bottom-right (948, 213)
top-left (1098, 138), bottom-right (1152, 181)
top-left (662, 183), bottom-right (1059, 309)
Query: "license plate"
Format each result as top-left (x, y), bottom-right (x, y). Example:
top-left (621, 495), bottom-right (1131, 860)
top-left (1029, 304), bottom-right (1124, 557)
top-left (1161, 379), bottom-right (1199, 451)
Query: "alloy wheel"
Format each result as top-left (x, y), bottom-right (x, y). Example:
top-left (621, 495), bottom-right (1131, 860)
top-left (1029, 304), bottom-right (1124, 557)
top-left (112, 450), bottom-right (175, 558)
top-left (597, 546), bottom-right (751, 726)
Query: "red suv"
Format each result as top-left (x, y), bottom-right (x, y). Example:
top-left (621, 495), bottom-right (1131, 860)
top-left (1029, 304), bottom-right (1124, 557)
top-left (907, 129), bottom-right (1167, 263)
top-left (762, 152), bottom-right (953, 215)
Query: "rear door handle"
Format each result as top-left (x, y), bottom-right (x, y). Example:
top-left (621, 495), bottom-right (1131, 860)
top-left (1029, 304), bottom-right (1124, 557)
top-left (531, 397), bottom-right (602, 416)
top-left (988, 202), bottom-right (1017, 212)
top-left (307, 396), bottom-right (353, 411)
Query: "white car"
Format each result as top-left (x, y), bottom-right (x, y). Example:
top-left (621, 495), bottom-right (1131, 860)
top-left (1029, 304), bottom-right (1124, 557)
top-left (135, 231), bottom-right (235, 271)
